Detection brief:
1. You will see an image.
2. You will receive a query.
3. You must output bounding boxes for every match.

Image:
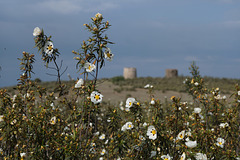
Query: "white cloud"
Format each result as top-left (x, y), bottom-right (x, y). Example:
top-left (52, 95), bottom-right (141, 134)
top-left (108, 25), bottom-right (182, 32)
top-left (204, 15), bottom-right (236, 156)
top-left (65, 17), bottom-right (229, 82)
top-left (223, 20), bottom-right (240, 28)
top-left (184, 56), bottom-right (199, 62)
top-left (36, 0), bottom-right (82, 14)
top-left (219, 0), bottom-right (233, 3)
top-left (26, 0), bottom-right (120, 15)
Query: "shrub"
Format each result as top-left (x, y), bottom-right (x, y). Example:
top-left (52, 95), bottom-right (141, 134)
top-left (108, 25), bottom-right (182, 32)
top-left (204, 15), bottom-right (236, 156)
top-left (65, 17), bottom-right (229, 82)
top-left (0, 14), bottom-right (240, 160)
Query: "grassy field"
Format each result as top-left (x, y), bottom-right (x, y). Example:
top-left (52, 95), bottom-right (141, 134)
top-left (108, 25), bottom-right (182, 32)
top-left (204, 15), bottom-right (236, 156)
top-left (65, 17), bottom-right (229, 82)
top-left (2, 76), bottom-right (239, 104)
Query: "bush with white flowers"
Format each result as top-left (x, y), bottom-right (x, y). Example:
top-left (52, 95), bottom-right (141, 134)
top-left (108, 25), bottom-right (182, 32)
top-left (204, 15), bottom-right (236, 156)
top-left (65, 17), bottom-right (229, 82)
top-left (0, 14), bottom-right (240, 160)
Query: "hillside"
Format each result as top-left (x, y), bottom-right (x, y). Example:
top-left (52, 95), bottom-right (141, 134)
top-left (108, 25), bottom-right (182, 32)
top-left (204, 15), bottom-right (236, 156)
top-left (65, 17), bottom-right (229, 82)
top-left (2, 76), bottom-right (239, 104)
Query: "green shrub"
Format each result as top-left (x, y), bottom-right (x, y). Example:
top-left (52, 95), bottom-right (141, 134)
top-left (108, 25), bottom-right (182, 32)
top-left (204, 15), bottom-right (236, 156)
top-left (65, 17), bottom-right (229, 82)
top-left (0, 14), bottom-right (240, 160)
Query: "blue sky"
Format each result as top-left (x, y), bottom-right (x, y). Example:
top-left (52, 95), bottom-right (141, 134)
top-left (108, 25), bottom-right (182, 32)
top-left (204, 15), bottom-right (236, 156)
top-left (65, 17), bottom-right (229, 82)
top-left (0, 0), bottom-right (240, 87)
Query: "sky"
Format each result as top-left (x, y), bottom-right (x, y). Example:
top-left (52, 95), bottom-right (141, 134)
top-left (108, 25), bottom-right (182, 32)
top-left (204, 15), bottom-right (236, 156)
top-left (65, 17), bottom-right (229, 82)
top-left (0, 0), bottom-right (240, 87)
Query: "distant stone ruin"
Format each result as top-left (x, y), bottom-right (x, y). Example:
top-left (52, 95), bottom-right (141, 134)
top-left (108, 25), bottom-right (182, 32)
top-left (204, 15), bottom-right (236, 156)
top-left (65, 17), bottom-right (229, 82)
top-left (123, 67), bottom-right (137, 79)
top-left (165, 69), bottom-right (178, 78)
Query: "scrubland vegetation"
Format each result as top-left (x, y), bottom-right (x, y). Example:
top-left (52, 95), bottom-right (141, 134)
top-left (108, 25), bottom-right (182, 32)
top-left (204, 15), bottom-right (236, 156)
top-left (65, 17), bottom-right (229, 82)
top-left (0, 14), bottom-right (240, 160)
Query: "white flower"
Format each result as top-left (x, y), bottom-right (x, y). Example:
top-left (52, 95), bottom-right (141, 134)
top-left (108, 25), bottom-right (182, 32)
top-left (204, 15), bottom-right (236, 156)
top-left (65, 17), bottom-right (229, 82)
top-left (20, 152), bottom-right (27, 158)
top-left (195, 153), bottom-right (207, 160)
top-left (107, 118), bottom-right (111, 123)
top-left (144, 84), bottom-right (153, 88)
top-left (214, 94), bottom-right (223, 100)
top-left (0, 115), bottom-right (4, 122)
top-left (105, 139), bottom-right (109, 144)
top-left (194, 82), bottom-right (199, 86)
top-left (99, 157), bottom-right (103, 160)
top-left (185, 140), bottom-right (197, 148)
top-left (101, 149), bottom-right (106, 155)
top-left (193, 108), bottom-right (201, 114)
top-left (139, 135), bottom-right (146, 141)
top-left (177, 130), bottom-right (185, 140)
top-left (90, 91), bottom-right (103, 104)
top-left (219, 122), bottom-right (229, 128)
top-left (150, 98), bottom-right (155, 105)
top-left (33, 27), bottom-right (41, 36)
top-left (94, 131), bottom-right (99, 136)
top-left (12, 94), bottom-right (17, 102)
top-left (238, 91), bottom-right (240, 96)
top-left (161, 154), bottom-right (171, 160)
top-left (216, 137), bottom-right (225, 148)
top-left (50, 116), bottom-right (56, 125)
top-left (44, 41), bottom-right (54, 55)
top-left (150, 151), bottom-right (157, 158)
top-left (50, 103), bottom-right (55, 110)
top-left (180, 152), bottom-right (186, 160)
top-left (11, 119), bottom-right (17, 125)
top-left (95, 13), bottom-right (102, 19)
top-left (75, 79), bottom-right (84, 88)
top-left (125, 122), bottom-right (134, 130)
top-left (121, 122), bottom-right (134, 131)
top-left (119, 101), bottom-right (124, 110)
top-left (147, 125), bottom-right (157, 140)
top-left (99, 134), bottom-right (105, 140)
top-left (104, 48), bottom-right (114, 61)
top-left (143, 122), bottom-right (148, 127)
top-left (125, 97), bottom-right (136, 108)
top-left (84, 62), bottom-right (96, 72)
top-left (185, 131), bottom-right (191, 137)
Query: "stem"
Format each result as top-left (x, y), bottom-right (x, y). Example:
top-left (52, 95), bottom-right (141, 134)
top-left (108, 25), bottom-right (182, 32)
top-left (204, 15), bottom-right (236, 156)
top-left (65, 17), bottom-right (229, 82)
top-left (53, 58), bottom-right (62, 86)
top-left (53, 58), bottom-right (64, 96)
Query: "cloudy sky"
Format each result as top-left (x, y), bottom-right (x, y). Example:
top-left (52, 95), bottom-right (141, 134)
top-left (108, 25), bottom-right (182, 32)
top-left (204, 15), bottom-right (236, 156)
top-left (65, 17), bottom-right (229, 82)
top-left (0, 0), bottom-right (240, 87)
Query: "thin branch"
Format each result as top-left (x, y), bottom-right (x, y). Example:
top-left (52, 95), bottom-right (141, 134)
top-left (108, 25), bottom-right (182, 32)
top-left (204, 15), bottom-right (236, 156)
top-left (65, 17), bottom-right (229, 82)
top-left (60, 66), bottom-right (68, 77)
top-left (46, 73), bottom-right (58, 77)
top-left (44, 65), bottom-right (58, 71)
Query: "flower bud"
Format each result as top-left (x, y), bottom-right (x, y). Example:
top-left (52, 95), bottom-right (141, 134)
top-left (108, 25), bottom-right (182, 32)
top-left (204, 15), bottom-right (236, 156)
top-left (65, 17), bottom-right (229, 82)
top-left (95, 13), bottom-right (102, 19)
top-left (93, 27), bottom-right (98, 32)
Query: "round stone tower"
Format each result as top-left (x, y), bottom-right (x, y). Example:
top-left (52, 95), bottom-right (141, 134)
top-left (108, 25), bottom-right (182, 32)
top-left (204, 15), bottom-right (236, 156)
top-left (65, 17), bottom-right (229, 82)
top-left (165, 69), bottom-right (178, 78)
top-left (123, 67), bottom-right (137, 79)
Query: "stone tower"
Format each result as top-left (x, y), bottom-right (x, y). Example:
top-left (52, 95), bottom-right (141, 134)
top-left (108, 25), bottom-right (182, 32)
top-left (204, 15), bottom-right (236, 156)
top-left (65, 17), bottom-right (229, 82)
top-left (165, 69), bottom-right (178, 78)
top-left (123, 67), bottom-right (137, 79)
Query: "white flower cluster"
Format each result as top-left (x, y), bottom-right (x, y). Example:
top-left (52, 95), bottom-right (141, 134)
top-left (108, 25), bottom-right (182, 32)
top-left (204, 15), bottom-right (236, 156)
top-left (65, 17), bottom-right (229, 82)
top-left (121, 122), bottom-right (134, 131)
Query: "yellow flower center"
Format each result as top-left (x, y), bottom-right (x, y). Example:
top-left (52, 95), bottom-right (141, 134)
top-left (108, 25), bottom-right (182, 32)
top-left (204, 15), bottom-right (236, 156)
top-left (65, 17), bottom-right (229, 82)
top-left (219, 142), bottom-right (222, 145)
top-left (95, 95), bottom-right (100, 100)
top-left (47, 45), bottom-right (53, 51)
top-left (180, 134), bottom-right (183, 139)
top-left (151, 129), bottom-right (156, 135)
top-left (129, 102), bottom-right (132, 106)
top-left (128, 124), bottom-right (132, 128)
top-left (107, 53), bottom-right (111, 58)
top-left (164, 158), bottom-right (169, 160)
top-left (88, 65), bottom-right (92, 70)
